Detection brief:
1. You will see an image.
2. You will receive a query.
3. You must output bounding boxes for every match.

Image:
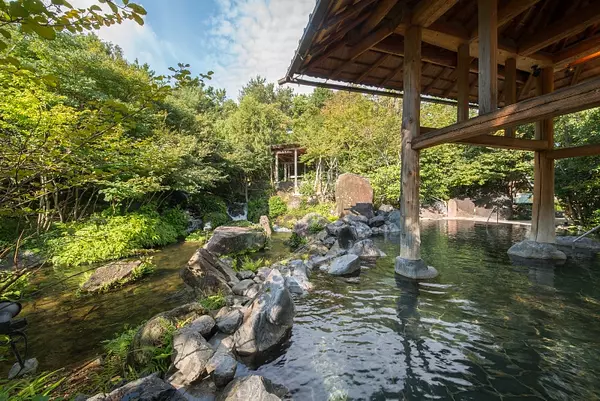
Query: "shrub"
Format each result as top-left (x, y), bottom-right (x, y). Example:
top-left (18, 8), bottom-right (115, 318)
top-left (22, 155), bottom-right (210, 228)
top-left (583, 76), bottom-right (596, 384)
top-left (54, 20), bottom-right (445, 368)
top-left (247, 197), bottom-right (268, 223)
top-left (185, 230), bottom-right (209, 243)
top-left (308, 222), bottom-right (325, 235)
top-left (235, 256), bottom-right (269, 273)
top-left (45, 208), bottom-right (188, 266)
top-left (189, 194), bottom-right (228, 216)
top-left (268, 196), bottom-right (287, 219)
top-left (199, 292), bottom-right (226, 310)
top-left (203, 211), bottom-right (230, 229)
top-left (285, 232), bottom-right (307, 250)
top-left (0, 370), bottom-right (64, 401)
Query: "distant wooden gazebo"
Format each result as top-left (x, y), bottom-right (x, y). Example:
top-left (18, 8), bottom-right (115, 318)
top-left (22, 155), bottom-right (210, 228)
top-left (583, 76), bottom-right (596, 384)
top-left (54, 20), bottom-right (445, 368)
top-left (281, 0), bottom-right (600, 277)
top-left (271, 144), bottom-right (307, 194)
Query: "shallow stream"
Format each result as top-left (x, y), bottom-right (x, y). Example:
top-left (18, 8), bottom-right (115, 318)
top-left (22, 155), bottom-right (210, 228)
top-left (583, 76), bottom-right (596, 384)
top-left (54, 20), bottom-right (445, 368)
top-left (5, 221), bottom-right (600, 400)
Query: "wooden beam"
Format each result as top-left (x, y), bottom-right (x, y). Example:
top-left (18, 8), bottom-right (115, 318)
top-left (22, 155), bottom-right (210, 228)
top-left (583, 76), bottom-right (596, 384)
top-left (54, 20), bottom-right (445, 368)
top-left (411, 76), bottom-right (600, 150)
top-left (518, 2), bottom-right (600, 56)
top-left (356, 54), bottom-right (391, 82)
top-left (360, 0), bottom-right (399, 36)
top-left (457, 136), bottom-right (549, 150)
top-left (322, 0), bottom-right (378, 31)
top-left (530, 66), bottom-right (555, 244)
top-left (547, 144), bottom-right (600, 159)
top-left (399, 24), bottom-right (422, 261)
top-left (457, 43), bottom-right (470, 122)
top-left (571, 65), bottom-right (583, 86)
top-left (478, 0), bottom-right (498, 114)
top-left (412, 0), bottom-right (458, 27)
top-left (517, 73), bottom-right (534, 100)
top-left (553, 34), bottom-right (600, 70)
top-left (504, 58), bottom-right (517, 137)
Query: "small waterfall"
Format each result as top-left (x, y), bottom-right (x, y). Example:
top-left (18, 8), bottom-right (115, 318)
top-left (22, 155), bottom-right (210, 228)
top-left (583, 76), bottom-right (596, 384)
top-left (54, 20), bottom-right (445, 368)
top-left (227, 202), bottom-right (248, 221)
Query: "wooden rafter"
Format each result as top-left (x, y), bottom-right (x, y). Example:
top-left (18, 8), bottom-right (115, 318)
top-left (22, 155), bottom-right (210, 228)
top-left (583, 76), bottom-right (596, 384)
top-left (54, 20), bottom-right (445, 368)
top-left (321, 0), bottom-right (377, 31)
top-left (359, 0), bottom-right (399, 36)
top-left (412, 76), bottom-right (600, 150)
top-left (553, 34), bottom-right (600, 70)
top-left (518, 1), bottom-right (600, 56)
top-left (570, 65), bottom-right (583, 86)
top-left (411, 0), bottom-right (458, 27)
top-left (356, 53), bottom-right (391, 82)
top-left (470, 0), bottom-right (542, 40)
top-left (423, 67), bottom-right (445, 94)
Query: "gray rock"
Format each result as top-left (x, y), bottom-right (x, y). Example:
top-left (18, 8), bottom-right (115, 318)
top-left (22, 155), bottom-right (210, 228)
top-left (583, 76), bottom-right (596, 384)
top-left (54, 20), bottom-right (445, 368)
top-left (206, 349), bottom-right (237, 388)
top-left (129, 303), bottom-right (207, 368)
top-left (259, 215), bottom-right (272, 238)
top-left (80, 260), bottom-right (143, 293)
top-left (507, 240), bottom-right (567, 260)
top-left (314, 229), bottom-right (328, 242)
top-left (335, 173), bottom-right (374, 218)
top-left (326, 254), bottom-right (361, 276)
top-left (233, 271), bottom-right (295, 357)
top-left (384, 222), bottom-right (401, 233)
top-left (225, 295), bottom-right (251, 307)
top-left (368, 215), bottom-right (386, 227)
top-left (170, 324), bottom-right (215, 385)
top-left (388, 210), bottom-right (401, 225)
top-left (236, 270), bottom-right (255, 280)
top-left (88, 373), bottom-right (185, 401)
top-left (293, 213), bottom-right (329, 237)
top-left (349, 239), bottom-right (386, 258)
top-left (217, 375), bottom-right (282, 401)
top-left (342, 214), bottom-right (369, 225)
top-left (205, 226), bottom-right (266, 256)
top-left (325, 220), bottom-right (346, 236)
top-left (378, 204), bottom-right (395, 213)
top-left (395, 257), bottom-right (438, 279)
top-left (556, 236), bottom-right (600, 250)
top-left (351, 222), bottom-right (373, 240)
top-left (349, 202), bottom-right (375, 219)
top-left (232, 279), bottom-right (255, 296)
top-left (208, 333), bottom-right (235, 352)
top-left (371, 227), bottom-right (384, 236)
top-left (182, 249), bottom-right (239, 297)
top-left (337, 225), bottom-right (356, 249)
top-left (322, 236), bottom-right (337, 247)
top-left (243, 283), bottom-right (260, 298)
top-left (216, 307), bottom-right (244, 334)
top-left (0, 250), bottom-right (44, 270)
top-left (325, 240), bottom-right (347, 258)
top-left (8, 358), bottom-right (38, 380)
top-left (188, 315), bottom-right (216, 339)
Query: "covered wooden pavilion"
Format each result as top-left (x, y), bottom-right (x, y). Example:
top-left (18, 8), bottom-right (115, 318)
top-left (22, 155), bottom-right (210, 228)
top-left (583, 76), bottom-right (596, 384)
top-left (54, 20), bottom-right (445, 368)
top-left (271, 144), bottom-right (307, 194)
top-left (280, 0), bottom-right (600, 277)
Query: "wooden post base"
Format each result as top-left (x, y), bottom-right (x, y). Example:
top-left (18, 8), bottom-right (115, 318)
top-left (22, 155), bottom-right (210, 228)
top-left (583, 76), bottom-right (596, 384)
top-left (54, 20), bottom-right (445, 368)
top-left (395, 257), bottom-right (438, 279)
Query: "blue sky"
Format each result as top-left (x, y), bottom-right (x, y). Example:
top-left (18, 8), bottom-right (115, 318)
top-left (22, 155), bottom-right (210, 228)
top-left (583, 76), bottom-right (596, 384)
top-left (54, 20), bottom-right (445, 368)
top-left (77, 0), bottom-right (316, 98)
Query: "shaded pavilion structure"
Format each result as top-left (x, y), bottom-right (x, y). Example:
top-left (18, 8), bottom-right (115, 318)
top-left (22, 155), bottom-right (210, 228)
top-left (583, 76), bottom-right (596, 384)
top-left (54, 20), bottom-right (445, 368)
top-left (271, 144), bottom-right (307, 194)
top-left (280, 0), bottom-right (600, 278)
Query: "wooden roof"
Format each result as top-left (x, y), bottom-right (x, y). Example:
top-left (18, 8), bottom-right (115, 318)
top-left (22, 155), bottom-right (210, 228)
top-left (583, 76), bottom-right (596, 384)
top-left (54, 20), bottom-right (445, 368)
top-left (281, 0), bottom-right (600, 106)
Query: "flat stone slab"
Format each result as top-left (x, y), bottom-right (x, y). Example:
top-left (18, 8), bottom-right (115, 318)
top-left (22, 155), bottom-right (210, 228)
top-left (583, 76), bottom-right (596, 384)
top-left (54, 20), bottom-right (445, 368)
top-left (507, 240), bottom-right (567, 260)
top-left (81, 260), bottom-right (143, 293)
top-left (395, 257), bottom-right (438, 279)
top-left (205, 226), bottom-right (266, 256)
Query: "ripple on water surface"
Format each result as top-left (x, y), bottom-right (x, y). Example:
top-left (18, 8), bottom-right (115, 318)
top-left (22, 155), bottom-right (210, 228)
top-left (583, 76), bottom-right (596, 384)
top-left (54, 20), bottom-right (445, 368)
top-left (242, 221), bottom-right (600, 401)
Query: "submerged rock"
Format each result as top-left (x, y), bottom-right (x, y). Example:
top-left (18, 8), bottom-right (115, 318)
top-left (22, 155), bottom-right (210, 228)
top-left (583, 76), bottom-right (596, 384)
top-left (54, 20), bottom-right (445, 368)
top-left (233, 270), bottom-right (295, 357)
top-left (129, 303), bottom-right (208, 368)
top-left (205, 226), bottom-right (267, 256)
top-left (181, 249), bottom-right (239, 297)
top-left (88, 373), bottom-right (184, 401)
top-left (326, 254), bottom-right (361, 276)
top-left (293, 213), bottom-right (329, 237)
top-left (217, 375), bottom-right (283, 401)
top-left (80, 260), bottom-right (144, 293)
top-left (507, 240), bottom-right (567, 260)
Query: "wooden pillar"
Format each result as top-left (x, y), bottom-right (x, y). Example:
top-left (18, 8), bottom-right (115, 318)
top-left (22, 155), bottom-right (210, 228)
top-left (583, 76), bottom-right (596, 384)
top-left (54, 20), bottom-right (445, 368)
top-left (275, 153), bottom-right (279, 183)
top-left (504, 57), bottom-right (517, 137)
top-left (478, 0), bottom-right (498, 114)
top-left (530, 66), bottom-right (555, 243)
top-left (294, 148), bottom-right (299, 194)
top-left (457, 43), bottom-right (470, 122)
top-left (399, 25), bottom-right (422, 261)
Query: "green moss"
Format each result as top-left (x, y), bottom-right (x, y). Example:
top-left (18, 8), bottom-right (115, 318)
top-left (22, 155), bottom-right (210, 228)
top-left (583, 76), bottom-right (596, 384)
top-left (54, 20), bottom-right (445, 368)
top-left (79, 257), bottom-right (155, 294)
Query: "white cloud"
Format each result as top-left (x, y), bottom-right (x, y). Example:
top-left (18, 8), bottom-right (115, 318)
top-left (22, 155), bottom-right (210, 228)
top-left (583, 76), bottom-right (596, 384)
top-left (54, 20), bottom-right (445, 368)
top-left (207, 0), bottom-right (316, 98)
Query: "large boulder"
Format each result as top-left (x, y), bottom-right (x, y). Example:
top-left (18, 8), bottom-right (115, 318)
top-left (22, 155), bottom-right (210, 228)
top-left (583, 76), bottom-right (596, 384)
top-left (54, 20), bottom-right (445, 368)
top-left (80, 260), bottom-right (144, 293)
top-left (350, 222), bottom-right (373, 240)
top-left (293, 213), bottom-right (329, 237)
top-left (507, 240), bottom-right (567, 260)
top-left (215, 307), bottom-right (244, 334)
top-left (349, 239), bottom-right (386, 258)
top-left (181, 249), bottom-right (239, 297)
top-left (129, 303), bottom-right (207, 368)
top-left (205, 226), bottom-right (267, 256)
top-left (217, 375), bottom-right (282, 401)
top-left (335, 173), bottom-right (373, 217)
top-left (169, 323), bottom-right (215, 385)
top-left (88, 373), bottom-right (184, 401)
top-left (233, 270), bottom-right (295, 357)
top-left (325, 254), bottom-right (361, 276)
top-left (325, 220), bottom-right (346, 236)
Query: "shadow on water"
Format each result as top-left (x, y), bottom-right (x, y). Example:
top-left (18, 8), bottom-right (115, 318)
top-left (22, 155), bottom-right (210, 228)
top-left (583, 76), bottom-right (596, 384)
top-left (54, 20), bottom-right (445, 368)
top-left (245, 220), bottom-right (600, 401)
